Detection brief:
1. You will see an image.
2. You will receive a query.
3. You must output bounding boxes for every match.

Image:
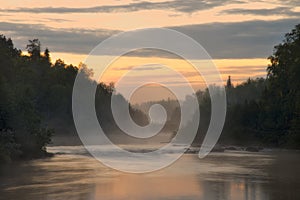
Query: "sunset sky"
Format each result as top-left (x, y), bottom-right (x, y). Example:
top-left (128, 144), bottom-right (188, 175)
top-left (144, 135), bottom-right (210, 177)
top-left (0, 0), bottom-right (299, 99)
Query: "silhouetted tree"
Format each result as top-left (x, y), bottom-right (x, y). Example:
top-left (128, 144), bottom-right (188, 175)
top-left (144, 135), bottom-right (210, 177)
top-left (43, 48), bottom-right (50, 62)
top-left (262, 24), bottom-right (300, 147)
top-left (226, 75), bottom-right (233, 89)
top-left (26, 39), bottom-right (41, 59)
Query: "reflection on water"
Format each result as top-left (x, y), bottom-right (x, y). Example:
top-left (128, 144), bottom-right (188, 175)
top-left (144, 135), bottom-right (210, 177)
top-left (0, 146), bottom-right (299, 200)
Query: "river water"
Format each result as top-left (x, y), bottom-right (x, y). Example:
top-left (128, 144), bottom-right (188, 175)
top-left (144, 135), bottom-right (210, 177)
top-left (0, 146), bottom-right (299, 200)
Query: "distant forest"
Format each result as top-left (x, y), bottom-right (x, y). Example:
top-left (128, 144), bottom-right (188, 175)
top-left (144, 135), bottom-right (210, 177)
top-left (0, 24), bottom-right (299, 163)
top-left (136, 24), bottom-right (300, 148)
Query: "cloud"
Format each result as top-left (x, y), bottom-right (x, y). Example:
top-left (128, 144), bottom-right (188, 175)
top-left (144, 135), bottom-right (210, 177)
top-left (0, 21), bottom-right (119, 54)
top-left (286, 0), bottom-right (300, 7)
top-left (221, 6), bottom-right (300, 17)
top-left (43, 18), bottom-right (74, 23)
top-left (0, 18), bottom-right (298, 59)
top-left (6, 17), bottom-right (74, 24)
top-left (124, 49), bottom-right (181, 59)
top-left (114, 65), bottom-right (163, 71)
top-left (0, 0), bottom-right (243, 14)
top-left (220, 66), bottom-right (266, 75)
top-left (181, 65), bottom-right (266, 77)
top-left (170, 18), bottom-right (299, 58)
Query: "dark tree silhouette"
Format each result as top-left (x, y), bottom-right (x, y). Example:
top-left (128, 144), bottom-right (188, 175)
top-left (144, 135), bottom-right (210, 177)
top-left (263, 24), bottom-right (300, 147)
top-left (44, 48), bottom-right (50, 62)
top-left (0, 36), bottom-right (149, 162)
top-left (226, 75), bottom-right (233, 89)
top-left (26, 39), bottom-right (41, 59)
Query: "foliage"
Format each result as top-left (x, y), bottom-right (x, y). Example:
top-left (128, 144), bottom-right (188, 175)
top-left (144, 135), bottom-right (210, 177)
top-left (0, 23), bottom-right (300, 162)
top-left (194, 24), bottom-right (300, 148)
top-left (0, 35), bottom-right (148, 162)
top-left (263, 24), bottom-right (300, 148)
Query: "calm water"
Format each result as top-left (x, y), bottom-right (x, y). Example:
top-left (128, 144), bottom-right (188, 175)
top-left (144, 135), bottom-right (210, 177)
top-left (0, 146), bottom-right (299, 200)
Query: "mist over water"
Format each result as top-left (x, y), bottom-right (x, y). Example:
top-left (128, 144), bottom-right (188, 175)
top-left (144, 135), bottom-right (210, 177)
top-left (1, 146), bottom-right (299, 200)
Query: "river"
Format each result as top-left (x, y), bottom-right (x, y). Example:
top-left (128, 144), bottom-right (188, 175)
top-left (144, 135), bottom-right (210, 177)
top-left (0, 146), bottom-right (299, 200)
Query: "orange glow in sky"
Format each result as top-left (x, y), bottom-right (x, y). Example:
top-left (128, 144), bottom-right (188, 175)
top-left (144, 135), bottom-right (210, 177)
top-left (1, 0), bottom-right (296, 90)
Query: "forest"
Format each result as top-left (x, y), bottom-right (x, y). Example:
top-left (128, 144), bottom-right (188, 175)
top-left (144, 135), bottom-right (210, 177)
top-left (0, 24), bottom-right (299, 163)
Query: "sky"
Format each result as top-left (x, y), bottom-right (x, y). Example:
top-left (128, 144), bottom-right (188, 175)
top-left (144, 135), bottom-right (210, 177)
top-left (0, 0), bottom-right (299, 101)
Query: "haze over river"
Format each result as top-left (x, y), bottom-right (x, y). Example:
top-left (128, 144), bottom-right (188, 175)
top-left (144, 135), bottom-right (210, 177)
top-left (0, 146), bottom-right (299, 200)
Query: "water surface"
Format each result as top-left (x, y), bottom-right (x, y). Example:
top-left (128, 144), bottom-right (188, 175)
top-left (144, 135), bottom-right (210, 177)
top-left (0, 146), bottom-right (299, 200)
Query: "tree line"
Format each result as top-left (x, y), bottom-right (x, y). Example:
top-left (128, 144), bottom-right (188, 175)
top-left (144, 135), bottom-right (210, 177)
top-left (134, 24), bottom-right (300, 149)
top-left (0, 24), bottom-right (299, 163)
top-left (0, 35), bottom-right (147, 163)
top-left (195, 24), bottom-right (300, 148)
